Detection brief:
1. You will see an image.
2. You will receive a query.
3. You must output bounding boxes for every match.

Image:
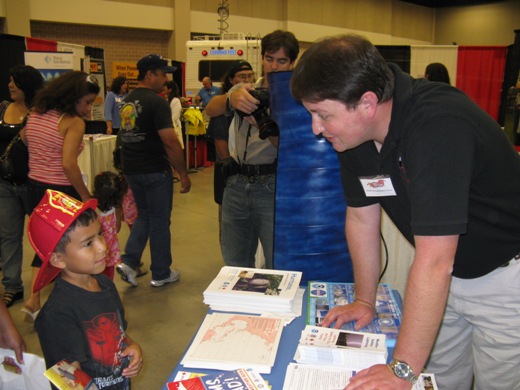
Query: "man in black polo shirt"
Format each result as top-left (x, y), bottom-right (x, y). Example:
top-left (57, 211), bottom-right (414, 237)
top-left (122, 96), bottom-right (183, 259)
top-left (291, 35), bottom-right (520, 389)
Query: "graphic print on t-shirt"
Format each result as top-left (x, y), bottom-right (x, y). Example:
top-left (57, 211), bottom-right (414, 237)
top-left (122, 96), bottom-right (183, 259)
top-left (83, 312), bottom-right (129, 388)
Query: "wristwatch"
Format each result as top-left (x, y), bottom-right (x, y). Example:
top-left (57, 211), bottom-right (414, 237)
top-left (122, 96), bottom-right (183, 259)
top-left (388, 359), bottom-right (418, 384)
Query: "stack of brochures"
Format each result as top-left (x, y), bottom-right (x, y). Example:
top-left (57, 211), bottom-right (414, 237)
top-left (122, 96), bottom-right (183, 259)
top-left (203, 266), bottom-right (302, 315)
top-left (294, 325), bottom-right (387, 371)
top-left (181, 312), bottom-right (285, 374)
top-left (307, 281), bottom-right (402, 348)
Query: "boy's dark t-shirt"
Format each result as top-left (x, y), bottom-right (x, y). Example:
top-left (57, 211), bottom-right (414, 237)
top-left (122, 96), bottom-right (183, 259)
top-left (35, 274), bottom-right (131, 389)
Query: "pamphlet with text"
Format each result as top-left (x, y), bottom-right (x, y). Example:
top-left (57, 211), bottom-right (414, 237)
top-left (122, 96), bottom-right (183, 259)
top-left (295, 325), bottom-right (387, 371)
top-left (307, 282), bottom-right (401, 347)
top-left (167, 368), bottom-right (270, 390)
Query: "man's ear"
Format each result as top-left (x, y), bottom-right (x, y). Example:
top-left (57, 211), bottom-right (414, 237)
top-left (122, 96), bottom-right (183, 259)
top-left (359, 91), bottom-right (379, 119)
top-left (49, 252), bottom-right (66, 270)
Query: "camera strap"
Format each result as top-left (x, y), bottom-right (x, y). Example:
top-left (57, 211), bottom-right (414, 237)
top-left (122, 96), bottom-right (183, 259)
top-left (238, 124), bottom-right (252, 165)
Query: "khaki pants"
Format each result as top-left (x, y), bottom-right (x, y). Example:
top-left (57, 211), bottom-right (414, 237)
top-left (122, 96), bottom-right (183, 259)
top-left (425, 257), bottom-right (520, 389)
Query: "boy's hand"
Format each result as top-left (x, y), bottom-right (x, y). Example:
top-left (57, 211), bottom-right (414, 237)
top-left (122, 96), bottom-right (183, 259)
top-left (121, 342), bottom-right (143, 378)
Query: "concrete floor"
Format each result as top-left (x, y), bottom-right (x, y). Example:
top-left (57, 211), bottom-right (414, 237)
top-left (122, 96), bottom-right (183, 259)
top-left (7, 165), bottom-right (223, 389)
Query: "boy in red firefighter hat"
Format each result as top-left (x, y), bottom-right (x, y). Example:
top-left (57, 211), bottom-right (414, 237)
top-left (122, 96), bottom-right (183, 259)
top-left (28, 190), bottom-right (142, 389)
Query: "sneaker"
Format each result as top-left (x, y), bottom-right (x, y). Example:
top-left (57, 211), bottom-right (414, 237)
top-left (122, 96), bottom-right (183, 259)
top-left (150, 269), bottom-right (180, 287)
top-left (116, 263), bottom-right (138, 287)
top-left (2, 290), bottom-right (23, 308)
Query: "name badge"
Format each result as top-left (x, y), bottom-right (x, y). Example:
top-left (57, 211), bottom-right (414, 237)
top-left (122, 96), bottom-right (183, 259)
top-left (359, 175), bottom-right (397, 197)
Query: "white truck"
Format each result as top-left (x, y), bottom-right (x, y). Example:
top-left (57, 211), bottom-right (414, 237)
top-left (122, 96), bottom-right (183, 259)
top-left (185, 33), bottom-right (262, 101)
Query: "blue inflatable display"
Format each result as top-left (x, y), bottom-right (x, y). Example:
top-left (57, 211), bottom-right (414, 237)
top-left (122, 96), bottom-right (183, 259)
top-left (268, 71), bottom-right (353, 284)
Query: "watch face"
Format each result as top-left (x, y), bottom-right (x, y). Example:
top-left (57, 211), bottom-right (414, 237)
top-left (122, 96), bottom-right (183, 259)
top-left (395, 362), bottom-right (410, 377)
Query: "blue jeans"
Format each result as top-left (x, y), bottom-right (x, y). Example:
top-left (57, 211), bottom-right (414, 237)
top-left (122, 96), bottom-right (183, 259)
top-left (221, 173), bottom-right (276, 269)
top-left (0, 180), bottom-right (30, 292)
top-left (122, 171), bottom-right (174, 280)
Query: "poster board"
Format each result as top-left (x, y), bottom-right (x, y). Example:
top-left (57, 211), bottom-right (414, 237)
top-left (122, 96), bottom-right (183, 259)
top-left (24, 51), bottom-right (74, 83)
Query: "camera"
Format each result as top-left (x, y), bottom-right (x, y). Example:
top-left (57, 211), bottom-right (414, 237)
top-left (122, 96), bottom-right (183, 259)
top-left (236, 88), bottom-right (279, 140)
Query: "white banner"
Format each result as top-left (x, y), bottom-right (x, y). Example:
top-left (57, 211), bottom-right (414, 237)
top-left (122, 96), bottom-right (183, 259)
top-left (24, 51), bottom-right (74, 82)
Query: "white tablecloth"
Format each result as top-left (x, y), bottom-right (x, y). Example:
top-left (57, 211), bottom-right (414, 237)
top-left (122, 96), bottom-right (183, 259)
top-left (77, 135), bottom-right (117, 191)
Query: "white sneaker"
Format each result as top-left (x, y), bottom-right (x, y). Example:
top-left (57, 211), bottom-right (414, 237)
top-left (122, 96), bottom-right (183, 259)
top-left (116, 263), bottom-right (138, 287)
top-left (150, 269), bottom-right (180, 287)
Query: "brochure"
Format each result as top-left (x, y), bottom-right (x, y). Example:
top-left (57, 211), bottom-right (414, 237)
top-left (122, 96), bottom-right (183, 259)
top-left (181, 312), bottom-right (284, 374)
top-left (44, 359), bottom-right (98, 390)
top-left (167, 368), bottom-right (270, 390)
top-left (294, 325), bottom-right (387, 371)
top-left (282, 363), bottom-right (439, 390)
top-left (307, 282), bottom-right (401, 347)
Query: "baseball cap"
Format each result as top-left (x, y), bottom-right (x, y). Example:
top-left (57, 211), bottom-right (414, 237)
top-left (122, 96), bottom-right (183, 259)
top-left (228, 60), bottom-right (253, 77)
top-left (28, 190), bottom-right (98, 292)
top-left (137, 54), bottom-right (177, 73)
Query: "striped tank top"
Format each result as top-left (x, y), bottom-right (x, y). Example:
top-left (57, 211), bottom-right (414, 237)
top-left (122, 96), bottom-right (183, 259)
top-left (26, 109), bottom-right (83, 185)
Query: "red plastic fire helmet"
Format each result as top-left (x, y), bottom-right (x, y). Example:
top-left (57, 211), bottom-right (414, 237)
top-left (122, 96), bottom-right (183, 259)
top-left (28, 190), bottom-right (98, 292)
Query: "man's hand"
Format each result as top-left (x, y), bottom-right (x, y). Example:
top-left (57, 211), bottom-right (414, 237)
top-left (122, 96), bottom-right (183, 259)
top-left (230, 84), bottom-right (259, 115)
top-left (179, 173), bottom-right (191, 193)
top-left (320, 301), bottom-right (375, 330)
top-left (345, 364), bottom-right (413, 390)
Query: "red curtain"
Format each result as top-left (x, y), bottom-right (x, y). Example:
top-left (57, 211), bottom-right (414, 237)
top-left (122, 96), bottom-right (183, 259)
top-left (456, 46), bottom-right (507, 121)
top-left (25, 37), bottom-right (57, 52)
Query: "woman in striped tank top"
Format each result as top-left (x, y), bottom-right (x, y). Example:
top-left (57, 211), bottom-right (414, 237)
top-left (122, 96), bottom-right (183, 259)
top-left (20, 71), bottom-right (100, 321)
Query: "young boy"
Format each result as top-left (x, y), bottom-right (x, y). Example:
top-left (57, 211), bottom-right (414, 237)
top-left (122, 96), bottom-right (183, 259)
top-left (28, 189), bottom-right (142, 389)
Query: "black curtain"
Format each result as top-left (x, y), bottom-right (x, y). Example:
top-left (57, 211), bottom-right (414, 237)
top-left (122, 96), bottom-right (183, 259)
top-left (376, 45), bottom-right (411, 74)
top-left (0, 34), bottom-right (26, 102)
top-left (499, 30), bottom-right (520, 135)
top-left (85, 46), bottom-right (104, 60)
top-left (172, 60), bottom-right (184, 96)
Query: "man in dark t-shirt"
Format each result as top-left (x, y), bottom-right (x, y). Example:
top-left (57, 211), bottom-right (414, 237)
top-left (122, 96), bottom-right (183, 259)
top-left (117, 54), bottom-right (191, 288)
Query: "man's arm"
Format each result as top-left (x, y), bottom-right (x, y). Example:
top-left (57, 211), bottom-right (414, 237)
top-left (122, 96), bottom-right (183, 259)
top-left (205, 95), bottom-right (227, 117)
top-left (158, 128), bottom-right (191, 193)
top-left (392, 235), bottom-right (456, 374)
top-left (205, 84), bottom-right (259, 118)
top-left (321, 204), bottom-right (382, 330)
top-left (346, 234), bottom-right (457, 389)
top-left (214, 139), bottom-right (231, 160)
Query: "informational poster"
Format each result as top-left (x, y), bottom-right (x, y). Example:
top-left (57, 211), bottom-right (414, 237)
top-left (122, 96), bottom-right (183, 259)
top-left (24, 51), bottom-right (74, 82)
top-left (112, 61), bottom-right (138, 90)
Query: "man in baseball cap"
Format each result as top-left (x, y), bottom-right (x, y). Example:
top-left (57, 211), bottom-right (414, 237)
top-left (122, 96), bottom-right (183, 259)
top-left (116, 53), bottom-right (191, 288)
top-left (136, 54), bottom-right (176, 74)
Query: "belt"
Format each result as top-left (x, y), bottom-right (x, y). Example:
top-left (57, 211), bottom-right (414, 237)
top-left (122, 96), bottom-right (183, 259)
top-left (238, 163), bottom-right (277, 177)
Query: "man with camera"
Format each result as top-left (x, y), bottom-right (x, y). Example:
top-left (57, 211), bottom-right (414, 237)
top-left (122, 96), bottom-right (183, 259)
top-left (205, 30), bottom-right (299, 269)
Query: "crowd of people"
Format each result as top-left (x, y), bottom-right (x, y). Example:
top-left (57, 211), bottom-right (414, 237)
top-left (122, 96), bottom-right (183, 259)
top-left (0, 28), bottom-right (519, 390)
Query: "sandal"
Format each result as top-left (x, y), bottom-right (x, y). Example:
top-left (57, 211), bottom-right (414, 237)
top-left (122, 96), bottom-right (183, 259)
top-left (2, 291), bottom-right (23, 308)
top-left (21, 306), bottom-right (40, 323)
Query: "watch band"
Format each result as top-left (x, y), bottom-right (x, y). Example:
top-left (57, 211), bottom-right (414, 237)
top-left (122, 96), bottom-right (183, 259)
top-left (388, 358), bottom-right (418, 384)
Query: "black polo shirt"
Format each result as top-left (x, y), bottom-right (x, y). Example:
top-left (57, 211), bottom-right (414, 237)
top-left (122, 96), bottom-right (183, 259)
top-left (340, 63), bottom-right (520, 278)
